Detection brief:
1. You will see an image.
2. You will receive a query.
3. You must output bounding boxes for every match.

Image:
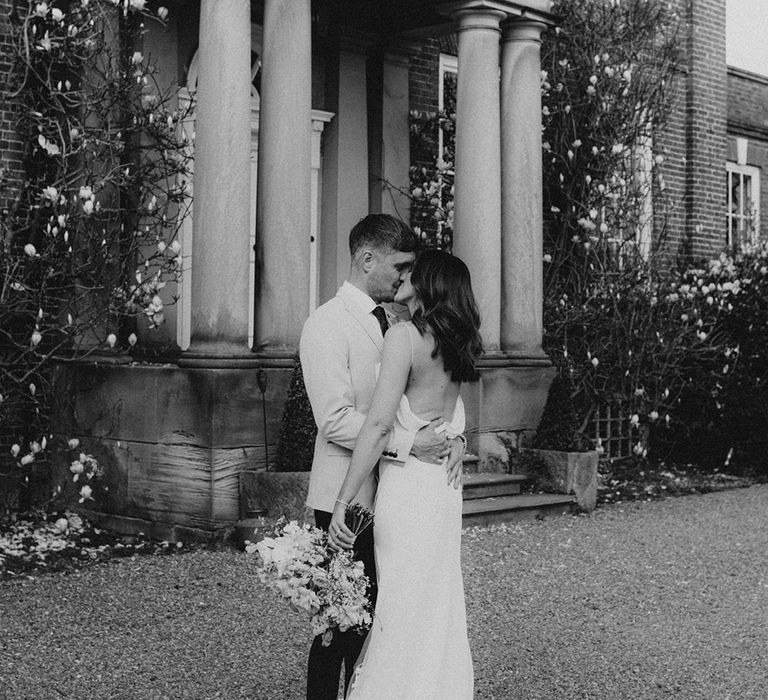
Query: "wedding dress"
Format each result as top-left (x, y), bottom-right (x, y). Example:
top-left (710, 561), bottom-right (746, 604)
top-left (346, 392), bottom-right (474, 700)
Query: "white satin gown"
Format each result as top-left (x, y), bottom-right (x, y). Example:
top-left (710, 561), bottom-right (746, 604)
top-left (346, 393), bottom-right (474, 699)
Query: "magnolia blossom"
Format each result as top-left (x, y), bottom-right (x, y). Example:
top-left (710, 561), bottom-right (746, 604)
top-left (543, 254), bottom-right (552, 263)
top-left (131, 52), bottom-right (143, 65)
top-left (54, 518), bottom-right (69, 533)
top-left (157, 6), bottom-right (169, 20)
top-left (649, 411), bottom-right (659, 421)
top-left (51, 7), bottom-right (64, 22)
top-left (31, 329), bottom-right (42, 347)
top-left (591, 357), bottom-right (599, 368)
top-left (68, 438), bottom-right (80, 449)
top-left (24, 243), bottom-right (37, 257)
top-left (630, 414), bottom-right (640, 427)
top-left (79, 484), bottom-right (94, 503)
top-left (106, 333), bottom-right (117, 348)
top-left (10, 444), bottom-right (20, 458)
top-left (21, 454), bottom-right (35, 466)
top-left (169, 239), bottom-right (182, 255)
top-left (129, 0), bottom-right (147, 9)
top-left (35, 2), bottom-right (48, 17)
top-left (128, 332), bottom-right (138, 347)
top-left (42, 186), bottom-right (58, 201)
top-left (70, 460), bottom-right (84, 480)
top-left (83, 199), bottom-right (94, 215)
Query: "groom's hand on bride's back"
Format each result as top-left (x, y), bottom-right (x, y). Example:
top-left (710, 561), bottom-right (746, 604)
top-left (411, 419), bottom-right (451, 465)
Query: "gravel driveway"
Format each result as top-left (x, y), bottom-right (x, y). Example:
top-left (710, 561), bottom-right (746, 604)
top-left (2, 485), bottom-right (767, 699)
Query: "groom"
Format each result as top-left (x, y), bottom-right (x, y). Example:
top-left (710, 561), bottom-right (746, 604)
top-left (300, 214), bottom-right (465, 700)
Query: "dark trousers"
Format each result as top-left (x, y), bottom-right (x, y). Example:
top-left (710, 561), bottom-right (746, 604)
top-left (306, 509), bottom-right (377, 700)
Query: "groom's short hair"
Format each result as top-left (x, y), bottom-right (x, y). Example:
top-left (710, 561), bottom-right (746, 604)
top-left (349, 214), bottom-right (419, 258)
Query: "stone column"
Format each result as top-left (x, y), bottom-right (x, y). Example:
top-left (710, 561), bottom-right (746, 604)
top-left (182, 0), bottom-right (252, 362)
top-left (255, 0), bottom-right (313, 353)
top-left (500, 19), bottom-right (548, 359)
top-left (452, 9), bottom-right (505, 352)
top-left (380, 47), bottom-right (412, 219)
top-left (319, 47), bottom-right (370, 303)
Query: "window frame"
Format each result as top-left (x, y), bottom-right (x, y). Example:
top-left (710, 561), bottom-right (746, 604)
top-left (726, 161), bottom-right (761, 248)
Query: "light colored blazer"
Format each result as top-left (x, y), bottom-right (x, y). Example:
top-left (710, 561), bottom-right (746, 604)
top-left (300, 282), bottom-right (415, 513)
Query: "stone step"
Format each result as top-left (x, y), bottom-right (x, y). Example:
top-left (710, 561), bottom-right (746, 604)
top-left (462, 472), bottom-right (528, 499)
top-left (461, 493), bottom-right (575, 527)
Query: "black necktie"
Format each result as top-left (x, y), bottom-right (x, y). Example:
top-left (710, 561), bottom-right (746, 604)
top-left (372, 306), bottom-right (389, 337)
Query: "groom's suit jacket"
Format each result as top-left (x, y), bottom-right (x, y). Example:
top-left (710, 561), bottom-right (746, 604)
top-left (300, 282), bottom-right (415, 513)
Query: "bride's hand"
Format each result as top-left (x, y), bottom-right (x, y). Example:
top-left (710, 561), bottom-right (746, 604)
top-left (328, 502), bottom-right (356, 551)
top-left (444, 437), bottom-right (466, 489)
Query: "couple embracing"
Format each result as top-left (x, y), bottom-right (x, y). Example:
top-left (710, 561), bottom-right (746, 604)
top-left (299, 214), bottom-right (483, 700)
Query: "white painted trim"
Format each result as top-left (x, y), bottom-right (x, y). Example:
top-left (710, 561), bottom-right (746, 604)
top-left (726, 161), bottom-right (761, 247)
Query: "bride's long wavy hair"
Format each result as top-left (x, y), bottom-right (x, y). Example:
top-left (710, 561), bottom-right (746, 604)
top-left (410, 249), bottom-right (483, 382)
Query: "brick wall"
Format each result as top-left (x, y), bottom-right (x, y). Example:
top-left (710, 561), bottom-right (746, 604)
top-left (0, 0), bottom-right (25, 220)
top-left (727, 67), bottom-right (768, 240)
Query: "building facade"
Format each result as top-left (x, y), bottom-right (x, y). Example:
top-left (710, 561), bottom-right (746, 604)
top-left (2, 0), bottom-right (763, 535)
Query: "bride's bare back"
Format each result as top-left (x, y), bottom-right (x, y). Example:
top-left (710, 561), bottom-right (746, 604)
top-left (402, 321), bottom-right (460, 424)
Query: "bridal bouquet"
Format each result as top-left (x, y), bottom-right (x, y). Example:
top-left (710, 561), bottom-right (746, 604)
top-left (247, 504), bottom-right (374, 646)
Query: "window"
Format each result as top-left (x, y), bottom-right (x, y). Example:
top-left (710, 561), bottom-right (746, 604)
top-left (726, 162), bottom-right (760, 248)
top-left (437, 54), bottom-right (457, 163)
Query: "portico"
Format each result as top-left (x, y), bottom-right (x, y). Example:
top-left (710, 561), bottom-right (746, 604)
top-left (59, 0), bottom-right (557, 538)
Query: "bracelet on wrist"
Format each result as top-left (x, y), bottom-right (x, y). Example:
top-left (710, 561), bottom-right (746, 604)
top-left (335, 498), bottom-right (350, 508)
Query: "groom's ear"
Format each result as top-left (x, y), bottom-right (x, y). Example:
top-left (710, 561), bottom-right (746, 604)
top-left (360, 249), bottom-right (375, 272)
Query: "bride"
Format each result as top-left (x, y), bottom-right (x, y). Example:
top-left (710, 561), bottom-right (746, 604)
top-left (328, 249), bottom-right (482, 700)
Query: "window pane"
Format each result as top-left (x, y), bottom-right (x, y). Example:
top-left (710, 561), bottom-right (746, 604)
top-left (730, 173), bottom-right (741, 215)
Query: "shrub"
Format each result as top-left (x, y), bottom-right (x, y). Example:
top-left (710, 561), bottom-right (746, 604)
top-left (274, 358), bottom-right (317, 472)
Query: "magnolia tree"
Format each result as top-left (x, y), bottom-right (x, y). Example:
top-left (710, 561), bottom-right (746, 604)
top-left (539, 0), bottom-right (686, 455)
top-left (541, 0), bottom-right (768, 470)
top-left (0, 0), bottom-right (191, 511)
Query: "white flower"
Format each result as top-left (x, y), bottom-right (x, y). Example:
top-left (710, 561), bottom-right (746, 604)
top-left (51, 7), bottom-right (64, 22)
top-left (586, 85), bottom-right (596, 95)
top-left (42, 186), bottom-right (58, 201)
top-left (79, 484), bottom-right (94, 503)
top-left (68, 438), bottom-right (80, 449)
top-left (630, 414), bottom-right (640, 427)
top-left (131, 51), bottom-right (143, 65)
top-left (589, 75), bottom-right (598, 85)
top-left (31, 330), bottom-right (42, 347)
top-left (543, 254), bottom-right (552, 263)
top-left (157, 6), bottom-right (169, 20)
top-left (611, 144), bottom-right (624, 155)
top-left (649, 411), bottom-right (659, 421)
top-left (83, 199), bottom-right (94, 215)
top-left (24, 243), bottom-right (37, 257)
top-left (169, 239), bottom-right (182, 254)
top-left (21, 454), bottom-right (35, 466)
top-left (591, 357), bottom-right (599, 367)
top-left (129, 0), bottom-right (146, 9)
top-left (79, 185), bottom-right (93, 199)
top-left (106, 333), bottom-right (117, 348)
top-left (35, 2), bottom-right (48, 17)
top-left (128, 333), bottom-right (138, 347)
top-left (157, 241), bottom-right (167, 253)
top-left (10, 444), bottom-right (20, 458)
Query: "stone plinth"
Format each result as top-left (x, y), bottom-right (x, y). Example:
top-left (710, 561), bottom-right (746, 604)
top-left (461, 361), bottom-right (556, 472)
top-left (240, 471), bottom-right (311, 521)
top-left (51, 362), bottom-right (292, 540)
top-left (520, 448), bottom-right (599, 511)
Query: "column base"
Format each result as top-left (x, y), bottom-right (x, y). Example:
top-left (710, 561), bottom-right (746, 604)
top-left (462, 358), bottom-right (556, 472)
top-left (50, 360), bottom-right (294, 538)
